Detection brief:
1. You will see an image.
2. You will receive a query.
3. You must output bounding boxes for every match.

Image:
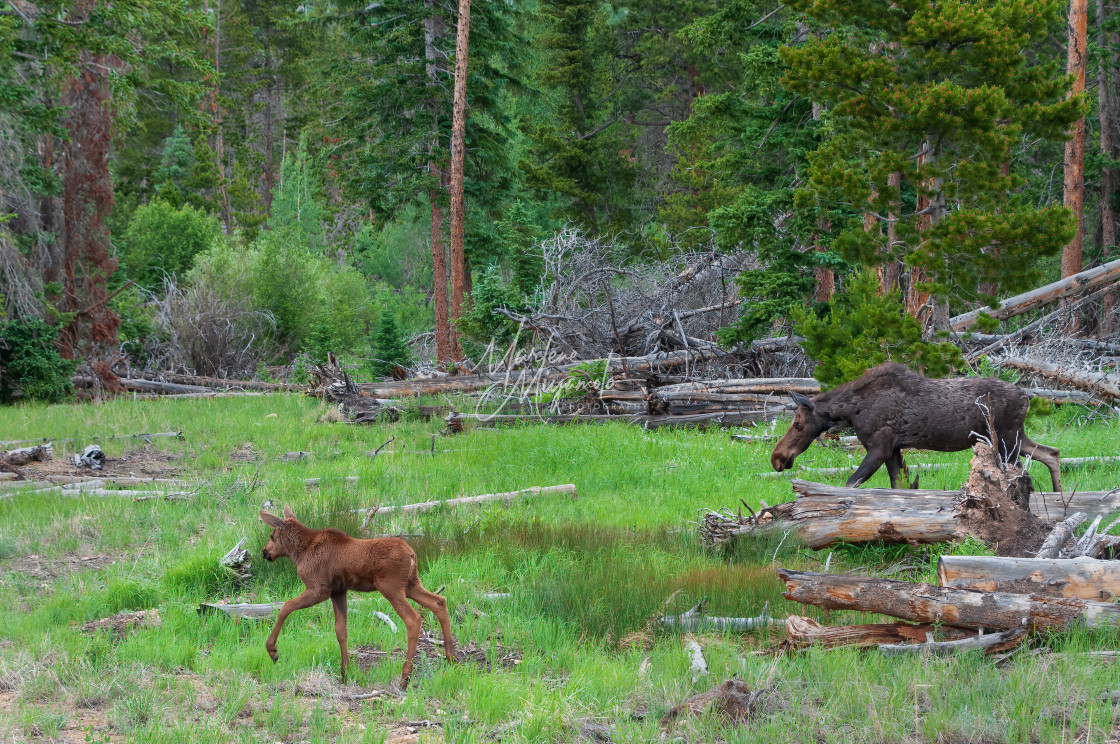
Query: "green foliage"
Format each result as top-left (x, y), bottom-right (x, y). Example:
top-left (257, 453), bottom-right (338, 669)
top-left (793, 270), bottom-right (964, 388)
top-left (0, 317), bottom-right (78, 403)
top-left (531, 359), bottom-right (610, 406)
top-left (457, 268), bottom-right (530, 345)
top-left (369, 313), bottom-right (413, 378)
top-left (269, 134), bottom-right (325, 255)
top-left (120, 200), bottom-right (220, 288)
top-left (973, 355), bottom-right (1019, 384)
top-left (153, 124), bottom-right (196, 206)
top-left (717, 259), bottom-right (815, 345)
top-left (975, 312), bottom-right (1001, 334)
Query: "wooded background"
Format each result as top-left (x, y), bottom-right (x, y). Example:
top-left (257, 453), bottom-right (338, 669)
top-left (0, 0), bottom-right (1116, 394)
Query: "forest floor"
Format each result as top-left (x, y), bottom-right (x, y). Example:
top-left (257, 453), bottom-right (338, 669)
top-left (0, 394), bottom-right (1117, 743)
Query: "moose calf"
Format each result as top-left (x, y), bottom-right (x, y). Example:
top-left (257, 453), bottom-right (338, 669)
top-left (260, 505), bottom-right (456, 689)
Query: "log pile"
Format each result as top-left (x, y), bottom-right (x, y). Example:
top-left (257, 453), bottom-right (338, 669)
top-left (307, 353), bottom-right (400, 424)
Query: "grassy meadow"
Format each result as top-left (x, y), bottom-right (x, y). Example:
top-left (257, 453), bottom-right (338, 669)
top-left (0, 393), bottom-right (1118, 743)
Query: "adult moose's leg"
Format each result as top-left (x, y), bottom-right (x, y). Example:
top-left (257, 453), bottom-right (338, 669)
top-left (845, 430), bottom-right (896, 487)
top-left (407, 583), bottom-right (458, 664)
top-left (265, 587), bottom-right (330, 664)
top-left (1018, 432), bottom-right (1062, 491)
top-left (330, 591), bottom-right (349, 682)
top-left (884, 449), bottom-right (912, 489)
top-left (381, 585), bottom-right (423, 690)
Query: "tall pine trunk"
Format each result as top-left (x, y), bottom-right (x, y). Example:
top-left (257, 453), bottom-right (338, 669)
top-left (448, 0), bottom-right (471, 361)
top-left (1099, 0), bottom-right (1115, 251)
top-left (811, 99), bottom-right (833, 302)
top-left (879, 172), bottom-right (903, 295)
top-left (425, 2), bottom-right (452, 363)
top-left (1063, 0), bottom-right (1088, 279)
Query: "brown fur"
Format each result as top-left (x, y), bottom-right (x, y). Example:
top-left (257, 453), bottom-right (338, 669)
top-left (260, 505), bottom-right (456, 689)
top-left (770, 362), bottom-right (1062, 490)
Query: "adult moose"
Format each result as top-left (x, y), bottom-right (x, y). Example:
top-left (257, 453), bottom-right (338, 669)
top-left (259, 505), bottom-right (456, 689)
top-left (770, 362), bottom-right (1062, 490)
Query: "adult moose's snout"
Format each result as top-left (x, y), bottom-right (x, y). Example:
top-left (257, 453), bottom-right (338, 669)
top-left (771, 450), bottom-right (791, 472)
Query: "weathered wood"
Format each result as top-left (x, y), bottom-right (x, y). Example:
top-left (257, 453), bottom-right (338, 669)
top-left (659, 601), bottom-right (777, 632)
top-left (1058, 456), bottom-right (1120, 468)
top-left (949, 256), bottom-right (1120, 330)
top-left (650, 378), bottom-right (820, 397)
top-left (198, 602), bottom-right (282, 619)
top-left (1023, 388), bottom-right (1098, 405)
top-left (791, 480), bottom-right (1120, 521)
top-left (999, 357), bottom-right (1120, 402)
top-left (457, 409), bottom-right (786, 430)
top-left (2, 443), bottom-right (53, 466)
top-left (776, 568), bottom-right (1120, 631)
top-left (1034, 512), bottom-right (1088, 559)
top-left (783, 615), bottom-right (964, 649)
top-left (361, 484), bottom-right (577, 526)
top-left (878, 627), bottom-right (1028, 657)
top-left (685, 640), bottom-right (708, 681)
top-left (132, 371), bottom-right (295, 391)
top-left (938, 555), bottom-right (1120, 600)
top-left (357, 348), bottom-right (724, 398)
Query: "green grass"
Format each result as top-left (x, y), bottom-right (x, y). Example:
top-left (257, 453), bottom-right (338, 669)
top-left (0, 395), bottom-right (1117, 742)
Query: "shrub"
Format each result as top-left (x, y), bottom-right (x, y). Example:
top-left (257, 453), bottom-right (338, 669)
top-left (0, 317), bottom-right (78, 403)
top-left (793, 269), bottom-right (964, 389)
top-left (458, 266), bottom-right (530, 344)
top-left (119, 200), bottom-right (220, 288)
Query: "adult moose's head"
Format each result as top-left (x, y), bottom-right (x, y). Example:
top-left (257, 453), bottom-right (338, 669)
top-left (770, 392), bottom-right (834, 473)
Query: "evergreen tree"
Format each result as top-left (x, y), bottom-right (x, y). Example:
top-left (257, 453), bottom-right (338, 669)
top-left (154, 124), bottom-right (196, 206)
top-left (781, 0), bottom-right (1085, 317)
top-left (369, 313), bottom-right (413, 377)
top-left (269, 133), bottom-right (325, 254)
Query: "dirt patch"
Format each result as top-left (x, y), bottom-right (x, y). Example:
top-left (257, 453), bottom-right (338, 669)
top-left (956, 443), bottom-right (1050, 557)
top-left (230, 442), bottom-right (257, 463)
top-left (352, 633), bottom-right (521, 680)
top-left (0, 553), bottom-right (118, 582)
top-left (15, 445), bottom-right (181, 481)
top-left (78, 609), bottom-right (161, 639)
top-left (661, 679), bottom-right (778, 726)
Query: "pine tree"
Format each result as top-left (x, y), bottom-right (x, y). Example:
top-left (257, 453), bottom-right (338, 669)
top-left (369, 313), bottom-right (413, 378)
top-left (781, 0), bottom-right (1086, 319)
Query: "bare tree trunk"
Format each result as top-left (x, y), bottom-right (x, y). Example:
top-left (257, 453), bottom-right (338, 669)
top-left (810, 101), bottom-right (833, 303)
top-left (447, 0), bottom-right (471, 361)
top-left (1099, 0), bottom-right (1115, 251)
top-left (1063, 0), bottom-right (1088, 279)
top-left (263, 76), bottom-right (275, 214)
top-left (425, 3), bottom-right (451, 363)
top-left (879, 172), bottom-right (903, 295)
top-left (212, 0), bottom-right (231, 234)
top-left (907, 147), bottom-right (932, 319)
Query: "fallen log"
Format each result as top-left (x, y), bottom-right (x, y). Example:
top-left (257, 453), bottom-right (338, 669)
top-left (658, 601), bottom-right (776, 632)
top-left (75, 377), bottom-right (216, 395)
top-left (950, 256), bottom-right (1120, 331)
top-left (783, 615), bottom-right (967, 649)
top-left (999, 357), bottom-right (1120, 402)
top-left (776, 568), bottom-right (1120, 631)
top-left (2, 443), bottom-right (53, 466)
top-left (1034, 512), bottom-right (1088, 559)
top-left (649, 378), bottom-right (820, 397)
top-left (457, 409), bottom-right (788, 430)
top-left (130, 371), bottom-right (296, 391)
top-left (937, 555), bottom-right (1120, 600)
top-left (360, 484), bottom-right (577, 526)
top-left (1023, 388), bottom-right (1099, 405)
top-left (791, 480), bottom-right (1120, 521)
top-left (357, 348), bottom-right (724, 398)
top-left (198, 602), bottom-right (282, 619)
top-left (685, 640), bottom-right (708, 682)
top-left (878, 627), bottom-right (1028, 657)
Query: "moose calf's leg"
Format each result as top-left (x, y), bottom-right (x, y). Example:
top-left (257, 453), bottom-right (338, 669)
top-left (266, 588), bottom-right (330, 663)
top-left (407, 584), bottom-right (457, 663)
top-left (382, 588), bottom-right (423, 690)
top-left (330, 592), bottom-right (349, 682)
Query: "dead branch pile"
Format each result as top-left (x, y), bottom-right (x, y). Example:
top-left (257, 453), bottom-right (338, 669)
top-left (308, 353), bottom-right (399, 424)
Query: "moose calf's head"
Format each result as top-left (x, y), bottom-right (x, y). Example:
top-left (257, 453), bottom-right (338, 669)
top-left (260, 505), bottom-right (299, 562)
top-left (770, 392), bottom-right (832, 472)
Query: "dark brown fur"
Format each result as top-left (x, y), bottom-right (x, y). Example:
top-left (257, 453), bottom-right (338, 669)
top-left (260, 505), bottom-right (456, 689)
top-left (770, 362), bottom-right (1062, 490)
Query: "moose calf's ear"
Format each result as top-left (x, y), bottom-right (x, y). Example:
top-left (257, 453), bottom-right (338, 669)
top-left (283, 504), bottom-right (297, 521)
top-left (790, 392), bottom-right (815, 411)
top-left (260, 510), bottom-right (285, 528)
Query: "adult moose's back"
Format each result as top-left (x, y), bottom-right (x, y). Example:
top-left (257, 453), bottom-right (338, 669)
top-left (770, 362), bottom-right (1061, 490)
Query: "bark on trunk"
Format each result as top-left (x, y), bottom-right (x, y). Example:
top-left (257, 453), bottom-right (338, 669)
top-left (938, 555), bottom-right (1120, 600)
top-left (783, 615), bottom-right (963, 649)
top-left (447, 0), bottom-right (471, 360)
top-left (880, 172), bottom-right (903, 295)
top-left (1063, 0), bottom-right (1089, 279)
top-left (776, 568), bottom-right (1120, 631)
top-left (425, 2), bottom-right (452, 363)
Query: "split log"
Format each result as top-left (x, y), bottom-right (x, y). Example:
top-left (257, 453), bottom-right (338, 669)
top-left (360, 484), bottom-right (577, 526)
top-left (1034, 512), bottom-right (1088, 559)
top-left (999, 357), bottom-right (1120, 402)
top-left (950, 256), bottom-right (1120, 331)
top-left (776, 568), bottom-right (1120, 631)
top-left (938, 555), bottom-right (1120, 600)
top-left (684, 640), bottom-right (708, 681)
top-left (198, 602), bottom-right (282, 619)
top-left (1, 443), bottom-right (53, 466)
top-left (783, 615), bottom-right (968, 649)
top-left (878, 627), bottom-right (1028, 657)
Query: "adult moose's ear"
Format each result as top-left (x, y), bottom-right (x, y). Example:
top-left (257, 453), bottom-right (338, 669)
top-left (260, 510), bottom-right (285, 528)
top-left (283, 504), bottom-right (297, 521)
top-left (790, 392), bottom-right (815, 411)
